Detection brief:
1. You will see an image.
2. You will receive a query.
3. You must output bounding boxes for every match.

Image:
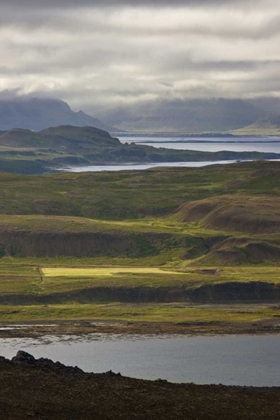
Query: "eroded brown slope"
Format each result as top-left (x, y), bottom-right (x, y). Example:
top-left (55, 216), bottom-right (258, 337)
top-left (174, 195), bottom-right (280, 234)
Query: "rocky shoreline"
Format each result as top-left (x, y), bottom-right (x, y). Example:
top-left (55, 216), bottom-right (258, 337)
top-left (0, 350), bottom-right (279, 419)
top-left (1, 318), bottom-right (280, 339)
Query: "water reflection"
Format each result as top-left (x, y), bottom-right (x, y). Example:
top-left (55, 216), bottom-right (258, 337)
top-left (1, 334), bottom-right (280, 386)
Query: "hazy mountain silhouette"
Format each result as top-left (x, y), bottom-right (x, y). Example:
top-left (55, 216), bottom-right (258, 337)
top-left (96, 98), bottom-right (267, 133)
top-left (0, 98), bottom-right (116, 132)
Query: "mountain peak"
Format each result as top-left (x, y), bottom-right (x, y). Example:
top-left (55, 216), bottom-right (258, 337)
top-left (0, 97), bottom-right (116, 132)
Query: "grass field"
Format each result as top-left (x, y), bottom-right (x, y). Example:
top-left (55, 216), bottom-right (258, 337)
top-left (0, 161), bottom-right (279, 220)
top-left (0, 162), bottom-right (279, 327)
top-left (0, 260), bottom-right (279, 297)
top-left (42, 267), bottom-right (182, 277)
top-left (1, 302), bottom-right (279, 324)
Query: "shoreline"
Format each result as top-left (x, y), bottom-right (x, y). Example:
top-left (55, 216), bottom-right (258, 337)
top-left (1, 318), bottom-right (280, 339)
top-left (1, 350), bottom-right (280, 419)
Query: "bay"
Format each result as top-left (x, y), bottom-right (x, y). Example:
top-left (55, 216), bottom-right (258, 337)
top-left (119, 136), bottom-right (280, 153)
top-left (63, 160), bottom-right (240, 172)
top-left (1, 334), bottom-right (279, 386)
top-left (62, 136), bottom-right (280, 172)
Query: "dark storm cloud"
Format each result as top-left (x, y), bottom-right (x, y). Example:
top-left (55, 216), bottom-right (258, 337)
top-left (0, 0), bottom-right (279, 109)
top-left (1, 2), bottom-right (279, 43)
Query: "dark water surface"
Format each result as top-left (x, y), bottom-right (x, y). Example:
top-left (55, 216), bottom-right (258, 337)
top-left (1, 334), bottom-right (279, 386)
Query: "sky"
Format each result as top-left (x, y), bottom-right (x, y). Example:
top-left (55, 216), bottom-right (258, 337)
top-left (0, 0), bottom-right (280, 112)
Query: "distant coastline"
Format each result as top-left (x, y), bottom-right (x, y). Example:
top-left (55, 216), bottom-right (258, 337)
top-left (119, 139), bottom-right (280, 144)
top-left (114, 132), bottom-right (280, 138)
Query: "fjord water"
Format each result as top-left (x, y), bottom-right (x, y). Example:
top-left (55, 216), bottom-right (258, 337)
top-left (119, 136), bottom-right (280, 153)
top-left (64, 136), bottom-right (280, 172)
top-left (1, 334), bottom-right (280, 386)
top-left (64, 160), bottom-right (240, 172)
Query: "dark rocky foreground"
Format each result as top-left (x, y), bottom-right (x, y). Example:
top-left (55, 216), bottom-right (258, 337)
top-left (0, 351), bottom-right (280, 419)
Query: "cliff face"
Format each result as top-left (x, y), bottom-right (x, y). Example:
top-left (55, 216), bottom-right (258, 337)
top-left (1, 281), bottom-right (279, 305)
top-left (0, 230), bottom-right (177, 258)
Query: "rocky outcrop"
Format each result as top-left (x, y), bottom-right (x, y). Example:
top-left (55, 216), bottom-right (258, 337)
top-left (12, 350), bottom-right (35, 364)
top-left (5, 350), bottom-right (84, 375)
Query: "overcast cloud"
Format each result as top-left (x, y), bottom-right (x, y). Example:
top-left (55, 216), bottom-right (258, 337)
top-left (0, 0), bottom-right (279, 112)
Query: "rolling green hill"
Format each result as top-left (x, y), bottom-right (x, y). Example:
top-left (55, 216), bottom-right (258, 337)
top-left (0, 161), bottom-right (279, 325)
top-left (0, 160), bottom-right (279, 264)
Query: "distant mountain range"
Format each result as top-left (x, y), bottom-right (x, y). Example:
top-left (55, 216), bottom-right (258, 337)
top-left (0, 96), bottom-right (280, 135)
top-left (0, 98), bottom-right (115, 132)
top-left (96, 97), bottom-right (280, 134)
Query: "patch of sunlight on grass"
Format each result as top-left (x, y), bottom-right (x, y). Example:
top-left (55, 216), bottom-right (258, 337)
top-left (42, 266), bottom-right (182, 277)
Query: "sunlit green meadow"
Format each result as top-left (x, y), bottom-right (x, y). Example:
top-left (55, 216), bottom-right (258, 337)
top-left (0, 259), bottom-right (279, 298)
top-left (0, 302), bottom-right (279, 324)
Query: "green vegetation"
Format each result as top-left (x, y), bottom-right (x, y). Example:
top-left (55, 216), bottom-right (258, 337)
top-left (0, 161), bottom-right (279, 324)
top-left (1, 301), bottom-right (280, 324)
top-left (0, 258), bottom-right (280, 305)
top-left (0, 160), bottom-right (279, 219)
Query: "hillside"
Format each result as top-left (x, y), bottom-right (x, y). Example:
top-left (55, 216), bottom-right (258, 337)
top-left (0, 161), bottom-right (279, 326)
top-left (0, 97), bottom-right (115, 132)
top-left (1, 125), bottom-right (280, 174)
top-left (0, 125), bottom-right (119, 150)
top-left (96, 98), bottom-right (267, 133)
top-left (0, 160), bottom-right (279, 219)
top-left (249, 97), bottom-right (280, 116)
top-left (173, 195), bottom-right (280, 234)
top-left (233, 116), bottom-right (280, 136)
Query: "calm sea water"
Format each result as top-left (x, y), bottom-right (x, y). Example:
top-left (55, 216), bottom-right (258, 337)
top-left (62, 137), bottom-right (280, 172)
top-left (1, 334), bottom-right (279, 386)
top-left (63, 160), bottom-right (241, 172)
top-left (119, 136), bottom-right (280, 153)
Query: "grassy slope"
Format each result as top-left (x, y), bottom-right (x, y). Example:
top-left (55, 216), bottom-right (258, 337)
top-left (0, 160), bottom-right (279, 219)
top-left (0, 161), bottom-right (279, 323)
